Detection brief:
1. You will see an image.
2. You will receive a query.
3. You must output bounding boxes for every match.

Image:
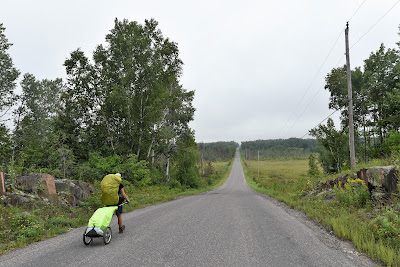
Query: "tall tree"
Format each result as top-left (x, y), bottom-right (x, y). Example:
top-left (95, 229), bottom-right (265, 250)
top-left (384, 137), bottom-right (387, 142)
top-left (63, 18), bottom-right (196, 183)
top-left (0, 124), bottom-right (12, 168)
top-left (363, 44), bottom-right (400, 141)
top-left (0, 23), bottom-right (19, 120)
top-left (14, 74), bottom-right (64, 170)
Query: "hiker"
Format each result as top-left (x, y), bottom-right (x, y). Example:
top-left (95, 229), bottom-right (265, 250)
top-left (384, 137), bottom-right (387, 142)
top-left (115, 173), bottom-right (129, 233)
top-left (100, 173), bottom-right (130, 233)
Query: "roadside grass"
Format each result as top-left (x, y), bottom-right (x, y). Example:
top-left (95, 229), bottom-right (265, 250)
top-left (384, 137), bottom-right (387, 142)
top-left (0, 160), bottom-right (233, 255)
top-left (241, 157), bottom-right (400, 267)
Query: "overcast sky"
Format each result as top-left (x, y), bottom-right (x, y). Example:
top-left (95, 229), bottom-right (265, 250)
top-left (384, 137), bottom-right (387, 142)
top-left (1, 0), bottom-right (399, 143)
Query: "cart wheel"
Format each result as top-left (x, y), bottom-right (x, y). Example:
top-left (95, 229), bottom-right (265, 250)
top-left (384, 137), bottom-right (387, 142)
top-left (83, 232), bottom-right (93, 246)
top-left (103, 227), bottom-right (112, 245)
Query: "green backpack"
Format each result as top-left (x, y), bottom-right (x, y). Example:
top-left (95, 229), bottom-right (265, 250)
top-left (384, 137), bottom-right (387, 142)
top-left (100, 174), bottom-right (122, 205)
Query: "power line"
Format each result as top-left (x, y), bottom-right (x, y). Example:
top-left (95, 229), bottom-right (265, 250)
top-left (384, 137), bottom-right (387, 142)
top-left (280, 0), bottom-right (367, 137)
top-left (283, 0), bottom-right (398, 139)
top-left (288, 44), bottom-right (349, 133)
top-left (280, 27), bottom-right (345, 136)
top-left (299, 109), bottom-right (339, 139)
top-left (297, 0), bottom-right (399, 139)
top-left (348, 0), bottom-right (367, 22)
top-left (290, 0), bottom-right (399, 138)
top-left (350, 0), bottom-right (400, 50)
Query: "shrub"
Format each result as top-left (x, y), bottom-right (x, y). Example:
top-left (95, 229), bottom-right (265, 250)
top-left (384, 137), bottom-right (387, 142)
top-left (76, 162), bottom-right (103, 182)
top-left (334, 178), bottom-right (370, 208)
top-left (120, 154), bottom-right (151, 187)
top-left (308, 154), bottom-right (320, 177)
top-left (88, 152), bottom-right (121, 175)
top-left (168, 179), bottom-right (181, 188)
top-left (370, 208), bottom-right (400, 249)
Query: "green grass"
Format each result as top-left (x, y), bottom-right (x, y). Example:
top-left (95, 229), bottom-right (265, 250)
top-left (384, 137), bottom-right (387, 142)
top-left (241, 156), bottom-right (400, 267)
top-left (0, 159), bottom-right (233, 255)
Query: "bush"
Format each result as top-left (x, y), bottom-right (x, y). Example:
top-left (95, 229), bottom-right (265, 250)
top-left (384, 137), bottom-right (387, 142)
top-left (168, 179), bottom-right (181, 188)
top-left (370, 208), bottom-right (400, 249)
top-left (334, 178), bottom-right (370, 208)
top-left (76, 162), bottom-right (103, 182)
top-left (88, 152), bottom-right (121, 175)
top-left (120, 154), bottom-right (151, 187)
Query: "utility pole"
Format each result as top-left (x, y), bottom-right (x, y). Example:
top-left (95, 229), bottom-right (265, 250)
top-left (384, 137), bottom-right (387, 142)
top-left (345, 22), bottom-right (356, 170)
top-left (258, 151), bottom-right (260, 177)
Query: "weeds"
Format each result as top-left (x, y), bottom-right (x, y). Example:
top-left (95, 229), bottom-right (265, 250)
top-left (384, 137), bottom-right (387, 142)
top-left (334, 179), bottom-right (370, 208)
top-left (370, 208), bottom-right (400, 249)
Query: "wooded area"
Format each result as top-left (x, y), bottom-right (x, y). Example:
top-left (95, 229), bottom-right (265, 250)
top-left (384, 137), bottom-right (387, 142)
top-left (241, 138), bottom-right (318, 159)
top-left (0, 19), bottom-right (203, 188)
top-left (198, 141), bottom-right (238, 162)
top-left (310, 29), bottom-right (400, 173)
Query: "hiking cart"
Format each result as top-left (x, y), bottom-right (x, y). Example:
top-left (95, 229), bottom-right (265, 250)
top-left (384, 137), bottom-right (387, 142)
top-left (83, 200), bottom-right (128, 245)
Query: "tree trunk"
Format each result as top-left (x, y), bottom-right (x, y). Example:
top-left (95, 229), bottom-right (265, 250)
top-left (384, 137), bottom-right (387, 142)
top-left (105, 119), bottom-right (115, 153)
top-left (363, 123), bottom-right (367, 162)
top-left (136, 133), bottom-right (142, 159)
top-left (165, 150), bottom-right (170, 183)
top-left (147, 135), bottom-right (155, 161)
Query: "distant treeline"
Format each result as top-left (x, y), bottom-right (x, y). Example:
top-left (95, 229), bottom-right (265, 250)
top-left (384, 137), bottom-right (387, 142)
top-left (198, 141), bottom-right (239, 161)
top-left (241, 138), bottom-right (318, 159)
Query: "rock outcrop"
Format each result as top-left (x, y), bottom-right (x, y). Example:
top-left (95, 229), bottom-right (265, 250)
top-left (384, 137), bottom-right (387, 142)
top-left (1, 173), bottom-right (94, 207)
top-left (313, 166), bottom-right (399, 202)
top-left (357, 166), bottom-right (399, 194)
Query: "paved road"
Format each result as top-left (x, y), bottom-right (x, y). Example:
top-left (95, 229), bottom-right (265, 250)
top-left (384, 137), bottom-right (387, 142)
top-left (0, 152), bottom-right (377, 267)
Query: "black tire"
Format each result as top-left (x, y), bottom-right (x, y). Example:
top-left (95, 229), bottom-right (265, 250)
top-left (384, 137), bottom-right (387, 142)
top-left (103, 227), bottom-right (112, 245)
top-left (83, 232), bottom-right (93, 246)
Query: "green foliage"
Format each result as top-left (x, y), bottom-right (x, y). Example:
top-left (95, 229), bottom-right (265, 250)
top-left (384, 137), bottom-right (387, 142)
top-left (173, 131), bottom-right (201, 188)
top-left (10, 214), bottom-right (44, 241)
top-left (385, 131), bottom-right (400, 152)
top-left (88, 152), bottom-right (121, 175)
top-left (120, 154), bottom-right (150, 187)
top-left (370, 209), bottom-right (400, 249)
top-left (54, 18), bottom-right (197, 184)
top-left (241, 138), bottom-right (318, 160)
top-left (0, 124), bottom-right (12, 168)
top-left (13, 74), bottom-right (64, 173)
top-left (168, 179), bottom-right (181, 189)
top-left (202, 161), bottom-right (215, 177)
top-left (308, 153), bottom-right (320, 177)
top-left (334, 179), bottom-right (370, 208)
top-left (323, 41), bottom-right (400, 162)
top-left (385, 131), bottom-right (400, 166)
top-left (62, 18), bottom-right (193, 162)
top-left (309, 118), bottom-right (348, 173)
top-left (45, 216), bottom-right (74, 228)
top-left (198, 141), bottom-right (238, 161)
top-left (79, 153), bottom-right (151, 186)
top-left (76, 162), bottom-right (103, 182)
top-left (200, 161), bottom-right (217, 186)
top-left (0, 23), bottom-right (20, 118)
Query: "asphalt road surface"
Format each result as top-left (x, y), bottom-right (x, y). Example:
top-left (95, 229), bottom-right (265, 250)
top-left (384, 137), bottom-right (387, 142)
top-left (0, 152), bottom-right (377, 267)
